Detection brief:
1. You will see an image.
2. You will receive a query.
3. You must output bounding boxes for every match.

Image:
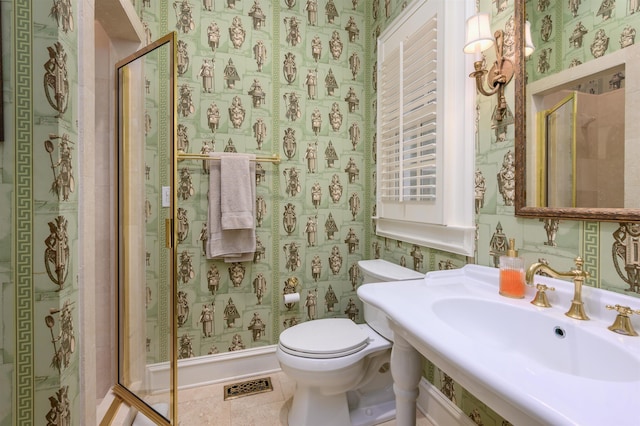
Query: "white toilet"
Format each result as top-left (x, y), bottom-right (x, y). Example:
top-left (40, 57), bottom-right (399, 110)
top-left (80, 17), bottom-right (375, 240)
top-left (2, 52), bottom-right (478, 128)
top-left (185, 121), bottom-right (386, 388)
top-left (276, 259), bottom-right (424, 426)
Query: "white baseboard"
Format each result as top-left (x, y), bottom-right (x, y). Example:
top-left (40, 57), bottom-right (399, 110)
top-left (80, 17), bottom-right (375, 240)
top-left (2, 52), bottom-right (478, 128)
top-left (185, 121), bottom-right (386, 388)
top-left (146, 345), bottom-right (281, 392)
top-left (417, 379), bottom-right (476, 426)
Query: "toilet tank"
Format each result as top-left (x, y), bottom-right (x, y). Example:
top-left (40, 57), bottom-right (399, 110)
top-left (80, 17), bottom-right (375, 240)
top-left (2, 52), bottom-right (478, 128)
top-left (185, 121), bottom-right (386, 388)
top-left (358, 260), bottom-right (424, 341)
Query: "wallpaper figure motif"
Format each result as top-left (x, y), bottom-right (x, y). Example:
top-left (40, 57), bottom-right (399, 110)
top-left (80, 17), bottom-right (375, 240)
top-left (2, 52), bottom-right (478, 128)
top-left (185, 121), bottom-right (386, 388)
top-left (45, 215), bottom-right (70, 290)
top-left (311, 35), bottom-right (322, 61)
top-left (283, 52), bottom-right (298, 84)
top-left (207, 265), bottom-right (221, 295)
top-left (206, 103), bottom-right (221, 132)
top-left (283, 203), bottom-right (297, 234)
top-left (229, 16), bottom-right (247, 49)
top-left (329, 30), bottom-right (344, 59)
top-left (591, 29), bottom-right (610, 57)
top-left (199, 303), bottom-right (214, 337)
top-left (45, 300), bottom-right (75, 373)
top-left (253, 273), bottom-right (267, 304)
top-left (228, 262), bottom-right (246, 287)
top-left (497, 150), bottom-right (515, 206)
top-left (305, 142), bottom-right (318, 173)
top-left (326, 68), bottom-right (339, 94)
top-left (344, 298), bottom-right (359, 321)
top-left (570, 22), bottom-right (588, 48)
top-left (199, 59), bottom-right (214, 93)
top-left (304, 289), bottom-right (318, 320)
top-left (248, 79), bottom-right (267, 107)
top-left (305, 68), bottom-right (318, 99)
top-left (178, 334), bottom-right (195, 358)
top-left (253, 40), bottom-right (267, 71)
top-left (283, 92), bottom-right (302, 120)
top-left (178, 84), bottom-right (195, 117)
top-left (173, 0), bottom-right (196, 33)
top-left (177, 291), bottom-right (190, 327)
top-left (229, 96), bottom-right (247, 127)
top-left (224, 298), bottom-right (241, 327)
top-left (329, 102), bottom-right (343, 130)
top-left (284, 241), bottom-right (301, 271)
top-left (207, 22), bottom-right (221, 51)
top-left (326, 0), bottom-right (339, 23)
top-left (284, 16), bottom-right (303, 46)
top-left (44, 42), bottom-right (69, 117)
top-left (178, 250), bottom-right (195, 284)
top-left (248, 312), bottom-right (266, 340)
top-left (305, 0), bottom-right (318, 25)
top-left (325, 285), bottom-right (338, 310)
top-left (325, 213), bottom-right (338, 239)
top-left (223, 59), bottom-right (241, 88)
top-left (50, 0), bottom-right (74, 33)
top-left (177, 40), bottom-right (190, 75)
top-left (229, 334), bottom-right (245, 351)
top-left (45, 386), bottom-right (71, 426)
top-left (284, 167), bottom-right (302, 196)
top-left (248, 1), bottom-right (267, 30)
top-left (305, 215), bottom-right (318, 246)
top-left (312, 255), bottom-right (322, 281)
top-left (45, 134), bottom-right (75, 201)
top-left (620, 26), bottom-right (636, 47)
top-left (613, 223), bottom-right (640, 293)
top-left (329, 245), bottom-right (343, 274)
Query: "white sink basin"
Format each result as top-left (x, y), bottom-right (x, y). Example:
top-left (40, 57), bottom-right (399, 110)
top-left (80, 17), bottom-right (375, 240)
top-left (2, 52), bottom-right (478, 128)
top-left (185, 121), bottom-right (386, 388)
top-left (358, 265), bottom-right (640, 426)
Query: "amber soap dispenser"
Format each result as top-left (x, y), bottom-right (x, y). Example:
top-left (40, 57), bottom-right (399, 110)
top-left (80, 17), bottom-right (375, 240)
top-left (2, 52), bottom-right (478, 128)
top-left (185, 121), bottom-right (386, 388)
top-left (499, 239), bottom-right (525, 298)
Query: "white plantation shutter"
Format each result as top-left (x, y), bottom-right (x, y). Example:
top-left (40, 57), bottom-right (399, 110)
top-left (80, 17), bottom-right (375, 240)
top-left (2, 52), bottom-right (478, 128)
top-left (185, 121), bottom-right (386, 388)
top-left (375, 0), bottom-right (476, 256)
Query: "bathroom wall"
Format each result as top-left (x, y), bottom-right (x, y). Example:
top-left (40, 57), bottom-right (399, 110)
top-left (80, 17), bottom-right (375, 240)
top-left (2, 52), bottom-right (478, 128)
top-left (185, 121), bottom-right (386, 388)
top-left (1, 0), bottom-right (84, 424)
top-left (136, 0), bottom-right (369, 362)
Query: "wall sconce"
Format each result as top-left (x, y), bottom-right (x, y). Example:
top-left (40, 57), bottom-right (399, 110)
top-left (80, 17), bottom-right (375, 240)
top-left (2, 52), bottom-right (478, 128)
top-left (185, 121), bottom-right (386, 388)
top-left (464, 13), bottom-right (535, 121)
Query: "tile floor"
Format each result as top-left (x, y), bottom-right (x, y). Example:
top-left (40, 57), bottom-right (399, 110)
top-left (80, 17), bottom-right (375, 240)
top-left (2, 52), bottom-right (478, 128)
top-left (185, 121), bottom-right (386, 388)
top-left (174, 371), bottom-right (430, 426)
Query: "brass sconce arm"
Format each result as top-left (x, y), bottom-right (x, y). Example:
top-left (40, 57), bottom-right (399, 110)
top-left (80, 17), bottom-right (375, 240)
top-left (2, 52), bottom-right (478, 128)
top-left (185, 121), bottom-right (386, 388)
top-left (468, 30), bottom-right (514, 120)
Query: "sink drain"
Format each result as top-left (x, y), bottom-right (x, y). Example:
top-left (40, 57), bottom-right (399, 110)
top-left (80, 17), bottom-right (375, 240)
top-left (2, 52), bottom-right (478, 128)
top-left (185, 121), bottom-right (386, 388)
top-left (223, 377), bottom-right (273, 400)
top-left (554, 326), bottom-right (566, 338)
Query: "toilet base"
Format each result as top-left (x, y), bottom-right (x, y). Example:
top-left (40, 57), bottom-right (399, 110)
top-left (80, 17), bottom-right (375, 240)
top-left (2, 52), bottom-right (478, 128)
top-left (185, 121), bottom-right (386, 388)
top-left (286, 384), bottom-right (396, 426)
top-left (288, 384), bottom-right (352, 426)
top-left (349, 395), bottom-right (396, 426)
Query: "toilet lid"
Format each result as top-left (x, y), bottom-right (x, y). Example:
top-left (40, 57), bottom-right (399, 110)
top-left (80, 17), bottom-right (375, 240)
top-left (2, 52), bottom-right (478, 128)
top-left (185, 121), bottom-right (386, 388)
top-left (279, 318), bottom-right (370, 358)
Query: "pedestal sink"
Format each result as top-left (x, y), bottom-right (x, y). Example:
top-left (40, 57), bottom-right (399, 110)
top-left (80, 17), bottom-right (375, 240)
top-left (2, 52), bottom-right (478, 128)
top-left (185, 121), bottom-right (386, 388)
top-left (358, 265), bottom-right (640, 426)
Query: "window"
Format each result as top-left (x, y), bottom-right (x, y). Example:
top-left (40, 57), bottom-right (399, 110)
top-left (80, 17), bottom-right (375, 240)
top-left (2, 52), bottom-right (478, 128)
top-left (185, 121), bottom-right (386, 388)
top-left (375, 0), bottom-right (476, 256)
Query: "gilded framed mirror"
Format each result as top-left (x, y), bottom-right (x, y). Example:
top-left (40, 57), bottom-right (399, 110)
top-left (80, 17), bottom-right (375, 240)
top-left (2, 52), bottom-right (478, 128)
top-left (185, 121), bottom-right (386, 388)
top-left (514, 1), bottom-right (640, 221)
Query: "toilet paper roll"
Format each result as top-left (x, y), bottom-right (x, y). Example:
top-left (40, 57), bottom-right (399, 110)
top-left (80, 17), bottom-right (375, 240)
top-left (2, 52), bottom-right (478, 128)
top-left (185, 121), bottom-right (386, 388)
top-left (283, 292), bottom-right (300, 304)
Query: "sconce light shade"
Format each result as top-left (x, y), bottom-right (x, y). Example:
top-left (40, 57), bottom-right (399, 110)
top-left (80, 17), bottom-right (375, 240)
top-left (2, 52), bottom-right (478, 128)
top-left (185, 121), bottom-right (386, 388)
top-left (524, 21), bottom-right (536, 57)
top-left (463, 13), bottom-right (495, 54)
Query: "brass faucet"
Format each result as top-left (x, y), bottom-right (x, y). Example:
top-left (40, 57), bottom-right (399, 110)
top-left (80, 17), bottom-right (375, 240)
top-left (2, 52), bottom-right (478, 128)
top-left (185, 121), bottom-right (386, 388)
top-left (525, 257), bottom-right (591, 320)
top-left (606, 305), bottom-right (640, 336)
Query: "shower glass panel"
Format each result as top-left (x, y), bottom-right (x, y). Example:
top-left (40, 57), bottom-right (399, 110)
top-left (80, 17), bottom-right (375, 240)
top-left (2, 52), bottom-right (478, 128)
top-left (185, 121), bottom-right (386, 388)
top-left (115, 32), bottom-right (177, 425)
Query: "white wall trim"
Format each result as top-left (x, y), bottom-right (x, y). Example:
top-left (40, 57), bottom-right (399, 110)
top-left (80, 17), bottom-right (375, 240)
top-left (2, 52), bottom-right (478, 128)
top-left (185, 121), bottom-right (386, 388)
top-left (146, 345), bottom-right (280, 392)
top-left (417, 378), bottom-right (477, 426)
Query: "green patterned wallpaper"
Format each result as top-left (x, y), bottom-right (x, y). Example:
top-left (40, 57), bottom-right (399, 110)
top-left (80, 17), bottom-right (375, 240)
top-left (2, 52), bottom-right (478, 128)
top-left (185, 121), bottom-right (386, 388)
top-left (2, 0), bottom-right (640, 425)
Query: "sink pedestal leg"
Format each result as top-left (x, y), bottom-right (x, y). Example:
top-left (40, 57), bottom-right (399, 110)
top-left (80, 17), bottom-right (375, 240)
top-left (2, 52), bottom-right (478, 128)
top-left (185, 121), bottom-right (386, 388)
top-left (391, 334), bottom-right (421, 426)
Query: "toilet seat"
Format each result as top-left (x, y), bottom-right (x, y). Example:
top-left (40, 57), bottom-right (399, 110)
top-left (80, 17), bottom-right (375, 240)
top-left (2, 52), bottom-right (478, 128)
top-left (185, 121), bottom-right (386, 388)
top-left (279, 318), bottom-right (370, 359)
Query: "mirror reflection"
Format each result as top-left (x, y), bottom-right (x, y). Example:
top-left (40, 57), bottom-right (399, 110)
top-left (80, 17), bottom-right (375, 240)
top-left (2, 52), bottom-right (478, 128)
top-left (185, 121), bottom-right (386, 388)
top-left (536, 66), bottom-right (626, 208)
top-left (515, 1), bottom-right (640, 220)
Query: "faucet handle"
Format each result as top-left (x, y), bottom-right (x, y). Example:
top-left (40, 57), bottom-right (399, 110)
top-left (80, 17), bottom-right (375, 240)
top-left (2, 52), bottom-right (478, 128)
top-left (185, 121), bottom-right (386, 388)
top-left (605, 304), bottom-right (640, 336)
top-left (530, 283), bottom-right (555, 308)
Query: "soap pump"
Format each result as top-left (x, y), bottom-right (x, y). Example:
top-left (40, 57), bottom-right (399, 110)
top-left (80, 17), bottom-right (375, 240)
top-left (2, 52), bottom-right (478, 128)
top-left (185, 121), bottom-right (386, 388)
top-left (499, 238), bottom-right (525, 298)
